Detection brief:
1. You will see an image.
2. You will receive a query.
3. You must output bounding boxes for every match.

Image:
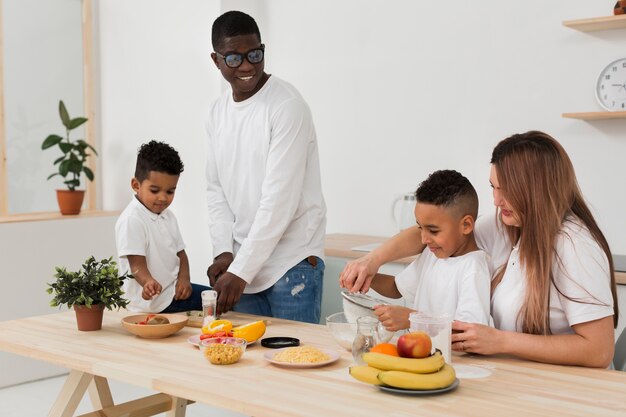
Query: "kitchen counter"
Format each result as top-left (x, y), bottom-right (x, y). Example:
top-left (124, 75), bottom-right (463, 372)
top-left (325, 233), bottom-right (626, 285)
top-left (1, 310), bottom-right (626, 417)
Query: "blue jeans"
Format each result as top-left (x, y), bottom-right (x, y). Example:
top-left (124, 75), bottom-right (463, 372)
top-left (160, 283), bottom-right (212, 313)
top-left (233, 257), bottom-right (325, 324)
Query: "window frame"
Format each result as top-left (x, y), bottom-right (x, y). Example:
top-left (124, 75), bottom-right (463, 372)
top-left (0, 0), bottom-right (97, 218)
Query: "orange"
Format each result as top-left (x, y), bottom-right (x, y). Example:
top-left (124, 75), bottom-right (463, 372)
top-left (370, 343), bottom-right (399, 356)
top-left (232, 320), bottom-right (266, 343)
top-left (201, 319), bottom-right (233, 335)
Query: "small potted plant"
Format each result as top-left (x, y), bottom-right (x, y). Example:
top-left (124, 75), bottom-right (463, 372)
top-left (47, 256), bottom-right (131, 331)
top-left (41, 100), bottom-right (97, 215)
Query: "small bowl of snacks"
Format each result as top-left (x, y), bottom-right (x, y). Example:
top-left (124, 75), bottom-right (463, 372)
top-left (200, 337), bottom-right (247, 365)
top-left (121, 313), bottom-right (188, 339)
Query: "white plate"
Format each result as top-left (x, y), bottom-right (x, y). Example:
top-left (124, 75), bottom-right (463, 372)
top-left (452, 364), bottom-right (492, 379)
top-left (264, 347), bottom-right (340, 368)
top-left (378, 378), bottom-right (460, 395)
top-left (187, 334), bottom-right (257, 347)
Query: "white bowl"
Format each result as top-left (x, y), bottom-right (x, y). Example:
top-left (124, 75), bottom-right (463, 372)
top-left (325, 312), bottom-right (357, 351)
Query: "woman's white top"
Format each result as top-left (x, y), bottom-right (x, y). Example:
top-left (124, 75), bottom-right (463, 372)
top-left (475, 215), bottom-right (614, 333)
top-left (395, 249), bottom-right (492, 325)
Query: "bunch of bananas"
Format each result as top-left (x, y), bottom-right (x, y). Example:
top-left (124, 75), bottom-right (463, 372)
top-left (349, 351), bottom-right (456, 390)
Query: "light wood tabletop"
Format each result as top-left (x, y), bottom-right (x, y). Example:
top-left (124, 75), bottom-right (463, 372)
top-left (1, 310), bottom-right (626, 417)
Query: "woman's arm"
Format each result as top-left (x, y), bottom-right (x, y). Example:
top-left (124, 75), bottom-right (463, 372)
top-left (451, 316), bottom-right (615, 368)
top-left (339, 226), bottom-right (424, 293)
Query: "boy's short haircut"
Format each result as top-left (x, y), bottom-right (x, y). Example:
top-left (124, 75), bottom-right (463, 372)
top-left (415, 170), bottom-right (479, 219)
top-left (211, 10), bottom-right (261, 51)
top-left (135, 140), bottom-right (184, 182)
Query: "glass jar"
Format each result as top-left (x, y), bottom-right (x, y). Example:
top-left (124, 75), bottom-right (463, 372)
top-left (201, 290), bottom-right (218, 327)
top-left (352, 316), bottom-right (382, 365)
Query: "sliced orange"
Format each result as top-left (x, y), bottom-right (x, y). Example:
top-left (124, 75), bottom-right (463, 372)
top-left (370, 343), bottom-right (399, 356)
top-left (201, 319), bottom-right (233, 335)
top-left (232, 320), bottom-right (266, 343)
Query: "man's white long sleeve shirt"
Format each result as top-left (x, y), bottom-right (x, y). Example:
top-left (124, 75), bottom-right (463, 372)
top-left (205, 75), bottom-right (326, 293)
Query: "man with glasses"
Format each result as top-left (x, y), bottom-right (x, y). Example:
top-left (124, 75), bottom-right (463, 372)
top-left (205, 11), bottom-right (326, 324)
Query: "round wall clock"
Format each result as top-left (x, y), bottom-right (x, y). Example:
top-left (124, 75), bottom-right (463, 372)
top-left (595, 57), bottom-right (626, 112)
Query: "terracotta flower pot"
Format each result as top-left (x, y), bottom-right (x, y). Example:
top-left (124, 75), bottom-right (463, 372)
top-left (56, 189), bottom-right (85, 215)
top-left (73, 304), bottom-right (105, 331)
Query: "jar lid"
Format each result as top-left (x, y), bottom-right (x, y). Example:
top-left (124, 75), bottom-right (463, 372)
top-left (260, 337), bottom-right (300, 349)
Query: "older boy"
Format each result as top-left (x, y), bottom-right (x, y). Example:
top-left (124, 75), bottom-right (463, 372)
top-left (358, 170), bottom-right (491, 331)
top-left (116, 140), bottom-right (210, 313)
top-left (205, 11), bottom-right (326, 323)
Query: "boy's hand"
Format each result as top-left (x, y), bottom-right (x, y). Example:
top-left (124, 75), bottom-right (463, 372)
top-left (212, 271), bottom-right (246, 315)
top-left (207, 252), bottom-right (234, 287)
top-left (374, 305), bottom-right (413, 332)
top-left (174, 280), bottom-right (192, 300)
top-left (142, 279), bottom-right (162, 300)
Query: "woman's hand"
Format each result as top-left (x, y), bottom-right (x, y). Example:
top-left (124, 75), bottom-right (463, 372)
top-left (451, 320), bottom-right (504, 355)
top-left (339, 254), bottom-right (381, 293)
top-left (374, 305), bottom-right (412, 332)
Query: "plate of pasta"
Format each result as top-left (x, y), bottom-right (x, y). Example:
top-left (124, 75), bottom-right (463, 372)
top-left (264, 345), bottom-right (340, 368)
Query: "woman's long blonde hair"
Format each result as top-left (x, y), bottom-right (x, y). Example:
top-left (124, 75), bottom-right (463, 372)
top-left (490, 131), bottom-right (618, 334)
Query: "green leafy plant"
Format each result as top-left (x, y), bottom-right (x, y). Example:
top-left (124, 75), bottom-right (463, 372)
top-left (41, 100), bottom-right (97, 191)
top-left (47, 256), bottom-right (131, 310)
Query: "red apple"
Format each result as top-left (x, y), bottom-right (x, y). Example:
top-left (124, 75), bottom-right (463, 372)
top-left (396, 331), bottom-right (432, 358)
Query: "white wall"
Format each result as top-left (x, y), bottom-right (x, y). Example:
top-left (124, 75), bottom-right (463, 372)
top-left (98, 0), bottom-right (221, 283)
top-left (0, 215), bottom-right (118, 387)
top-left (99, 1), bottom-right (626, 281)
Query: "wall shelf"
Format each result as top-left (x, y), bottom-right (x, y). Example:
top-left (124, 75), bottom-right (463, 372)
top-left (563, 14), bottom-right (626, 32)
top-left (562, 111), bottom-right (626, 120)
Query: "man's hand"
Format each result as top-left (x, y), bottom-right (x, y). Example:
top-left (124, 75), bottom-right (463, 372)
top-left (142, 279), bottom-right (162, 300)
top-left (212, 271), bottom-right (247, 315)
top-left (207, 252), bottom-right (234, 287)
top-left (174, 280), bottom-right (192, 300)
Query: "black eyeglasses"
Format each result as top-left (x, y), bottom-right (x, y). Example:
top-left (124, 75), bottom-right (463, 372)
top-left (215, 45), bottom-right (265, 68)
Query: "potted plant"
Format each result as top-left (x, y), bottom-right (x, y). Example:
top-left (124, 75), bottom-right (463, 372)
top-left (47, 256), bottom-right (131, 331)
top-left (41, 100), bottom-right (97, 215)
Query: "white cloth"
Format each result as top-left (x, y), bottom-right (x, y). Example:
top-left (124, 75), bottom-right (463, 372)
top-left (395, 249), bottom-right (492, 325)
top-left (115, 197), bottom-right (185, 312)
top-left (476, 215), bottom-right (614, 333)
top-left (205, 75), bottom-right (326, 293)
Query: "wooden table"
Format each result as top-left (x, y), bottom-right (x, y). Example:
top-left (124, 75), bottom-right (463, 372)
top-left (1, 311), bottom-right (626, 417)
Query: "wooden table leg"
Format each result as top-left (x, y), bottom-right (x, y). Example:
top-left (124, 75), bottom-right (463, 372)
top-left (47, 370), bottom-right (93, 417)
top-left (166, 397), bottom-right (189, 417)
top-left (88, 375), bottom-right (114, 409)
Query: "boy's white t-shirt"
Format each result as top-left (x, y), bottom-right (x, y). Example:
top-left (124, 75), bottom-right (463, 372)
top-left (476, 215), bottom-right (614, 333)
top-left (394, 249), bottom-right (492, 325)
top-left (115, 197), bottom-right (185, 313)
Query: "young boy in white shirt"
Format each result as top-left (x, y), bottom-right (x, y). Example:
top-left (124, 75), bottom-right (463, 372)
top-left (115, 141), bottom-right (210, 313)
top-left (369, 170), bottom-right (491, 331)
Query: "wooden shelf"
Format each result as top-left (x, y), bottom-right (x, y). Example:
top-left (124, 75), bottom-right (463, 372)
top-left (562, 111), bottom-right (626, 120)
top-left (563, 14), bottom-right (626, 32)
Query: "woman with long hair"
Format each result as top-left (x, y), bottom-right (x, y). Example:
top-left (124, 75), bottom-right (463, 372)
top-left (340, 131), bottom-right (617, 367)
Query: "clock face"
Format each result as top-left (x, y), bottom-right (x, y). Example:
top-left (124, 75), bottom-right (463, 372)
top-left (596, 58), bottom-right (626, 112)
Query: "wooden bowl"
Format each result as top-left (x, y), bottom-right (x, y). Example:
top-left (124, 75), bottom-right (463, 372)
top-left (121, 313), bottom-right (188, 338)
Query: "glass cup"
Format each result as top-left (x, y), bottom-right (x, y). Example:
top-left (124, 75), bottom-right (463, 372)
top-left (409, 312), bottom-right (452, 363)
top-left (352, 316), bottom-right (386, 365)
top-left (201, 290), bottom-right (218, 327)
